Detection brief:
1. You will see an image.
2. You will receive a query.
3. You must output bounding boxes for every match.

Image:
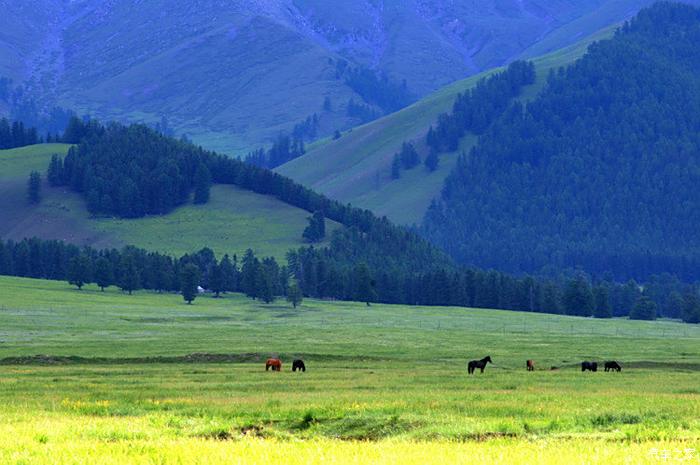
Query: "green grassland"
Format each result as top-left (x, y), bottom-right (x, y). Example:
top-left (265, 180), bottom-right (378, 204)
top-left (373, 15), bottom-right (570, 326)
top-left (276, 26), bottom-right (617, 225)
top-left (0, 144), bottom-right (339, 260)
top-left (0, 275), bottom-right (698, 463)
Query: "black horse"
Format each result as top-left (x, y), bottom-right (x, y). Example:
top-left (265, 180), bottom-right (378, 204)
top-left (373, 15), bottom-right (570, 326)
top-left (581, 361), bottom-right (598, 372)
top-left (468, 356), bottom-right (492, 374)
top-left (292, 359), bottom-right (306, 372)
top-left (604, 361), bottom-right (622, 372)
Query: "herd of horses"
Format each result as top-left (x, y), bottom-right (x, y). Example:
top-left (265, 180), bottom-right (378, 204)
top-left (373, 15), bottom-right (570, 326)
top-left (266, 356), bottom-right (622, 374)
top-left (467, 356), bottom-right (623, 374)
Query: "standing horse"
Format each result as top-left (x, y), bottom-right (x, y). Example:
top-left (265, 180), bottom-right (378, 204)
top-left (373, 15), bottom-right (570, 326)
top-left (265, 358), bottom-right (282, 371)
top-left (468, 356), bottom-right (492, 374)
top-left (581, 361), bottom-right (597, 372)
top-left (604, 361), bottom-right (622, 372)
top-left (292, 359), bottom-right (306, 372)
top-left (526, 360), bottom-right (535, 371)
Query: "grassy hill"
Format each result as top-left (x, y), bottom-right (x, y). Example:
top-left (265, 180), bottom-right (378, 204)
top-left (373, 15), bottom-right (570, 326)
top-left (0, 144), bottom-right (339, 260)
top-left (276, 26), bottom-right (615, 225)
top-left (0, 275), bottom-right (698, 463)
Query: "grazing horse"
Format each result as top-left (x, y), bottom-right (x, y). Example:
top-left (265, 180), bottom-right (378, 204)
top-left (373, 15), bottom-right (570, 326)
top-left (604, 361), bottom-right (622, 372)
top-left (265, 358), bottom-right (282, 371)
top-left (467, 356), bottom-right (493, 374)
top-left (581, 361), bottom-right (598, 372)
top-left (292, 359), bottom-right (306, 372)
top-left (526, 360), bottom-right (535, 371)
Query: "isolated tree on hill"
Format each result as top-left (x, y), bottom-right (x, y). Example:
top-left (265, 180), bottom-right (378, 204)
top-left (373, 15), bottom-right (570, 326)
top-left (180, 263), bottom-right (201, 304)
top-left (118, 255), bottom-right (141, 295)
top-left (323, 96), bottom-right (332, 112)
top-left (67, 254), bottom-right (91, 290)
top-left (93, 257), bottom-right (113, 291)
top-left (333, 130), bottom-right (341, 140)
top-left (27, 171), bottom-right (41, 204)
top-left (629, 295), bottom-right (657, 321)
top-left (193, 163), bottom-right (212, 204)
top-left (286, 282), bottom-right (303, 308)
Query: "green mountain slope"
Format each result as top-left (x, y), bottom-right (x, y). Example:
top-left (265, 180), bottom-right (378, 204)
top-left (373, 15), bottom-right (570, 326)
top-left (0, 144), bottom-right (338, 260)
top-left (276, 26), bottom-right (614, 225)
top-left (3, 0), bottom-right (694, 154)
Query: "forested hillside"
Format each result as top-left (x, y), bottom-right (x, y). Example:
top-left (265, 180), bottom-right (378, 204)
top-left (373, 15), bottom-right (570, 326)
top-left (423, 2), bottom-right (700, 282)
top-left (1, 0), bottom-right (691, 153)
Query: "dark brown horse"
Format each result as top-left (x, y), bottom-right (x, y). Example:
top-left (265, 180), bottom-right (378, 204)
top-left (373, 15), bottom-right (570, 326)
top-left (468, 356), bottom-right (492, 374)
top-left (581, 361), bottom-right (597, 372)
top-left (604, 361), bottom-right (622, 372)
top-left (526, 360), bottom-right (535, 371)
top-left (265, 358), bottom-right (282, 371)
top-left (292, 359), bottom-right (306, 372)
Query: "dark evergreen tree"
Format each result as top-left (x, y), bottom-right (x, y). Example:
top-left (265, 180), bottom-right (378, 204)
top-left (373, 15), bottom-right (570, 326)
top-left (118, 255), bottom-right (141, 295)
top-left (681, 293), bottom-right (700, 324)
top-left (209, 259), bottom-right (224, 297)
top-left (180, 263), bottom-right (200, 304)
top-left (391, 154), bottom-right (401, 179)
top-left (47, 154), bottom-right (64, 186)
top-left (286, 282), bottom-right (303, 308)
top-left (67, 254), bottom-right (91, 290)
top-left (593, 285), bottom-right (613, 318)
top-left (630, 295), bottom-right (657, 321)
top-left (302, 211), bottom-right (326, 243)
top-left (93, 257), bottom-right (113, 291)
top-left (353, 263), bottom-right (376, 306)
top-left (193, 163), bottom-right (212, 204)
top-left (27, 171), bottom-right (41, 204)
top-left (563, 275), bottom-right (594, 317)
top-left (424, 150), bottom-right (439, 172)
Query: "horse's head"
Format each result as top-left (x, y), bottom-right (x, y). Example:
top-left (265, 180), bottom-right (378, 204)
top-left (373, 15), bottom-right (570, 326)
top-left (484, 356), bottom-right (493, 364)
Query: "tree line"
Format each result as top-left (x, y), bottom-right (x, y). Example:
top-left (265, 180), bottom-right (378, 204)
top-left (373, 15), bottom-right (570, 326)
top-left (423, 2), bottom-right (700, 283)
top-left (1, 237), bottom-right (698, 323)
top-left (426, 60), bottom-right (536, 154)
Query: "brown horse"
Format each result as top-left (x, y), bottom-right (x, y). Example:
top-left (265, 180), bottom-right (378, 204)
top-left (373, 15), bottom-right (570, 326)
top-left (526, 360), bottom-right (535, 371)
top-left (265, 358), bottom-right (282, 371)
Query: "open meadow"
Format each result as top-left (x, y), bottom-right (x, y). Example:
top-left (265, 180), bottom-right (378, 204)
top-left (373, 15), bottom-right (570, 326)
top-left (0, 276), bottom-right (698, 463)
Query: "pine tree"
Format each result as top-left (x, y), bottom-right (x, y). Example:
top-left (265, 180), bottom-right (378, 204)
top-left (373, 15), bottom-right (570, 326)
top-left (67, 254), bottom-right (91, 290)
top-left (681, 293), bottom-right (700, 324)
top-left (27, 171), bottom-right (41, 204)
top-left (563, 275), bottom-right (594, 317)
top-left (180, 263), bottom-right (200, 304)
top-left (118, 255), bottom-right (141, 295)
top-left (93, 257), bottom-right (113, 291)
top-left (209, 260), bottom-right (224, 297)
top-left (193, 163), bottom-right (212, 204)
top-left (353, 262), bottom-right (376, 306)
top-left (424, 150), bottom-right (439, 172)
top-left (286, 282), bottom-right (303, 308)
top-left (629, 295), bottom-right (657, 321)
top-left (47, 154), bottom-right (64, 186)
top-left (219, 254), bottom-right (237, 293)
top-left (391, 154), bottom-right (401, 179)
top-left (593, 285), bottom-right (612, 318)
top-left (241, 249), bottom-right (259, 299)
